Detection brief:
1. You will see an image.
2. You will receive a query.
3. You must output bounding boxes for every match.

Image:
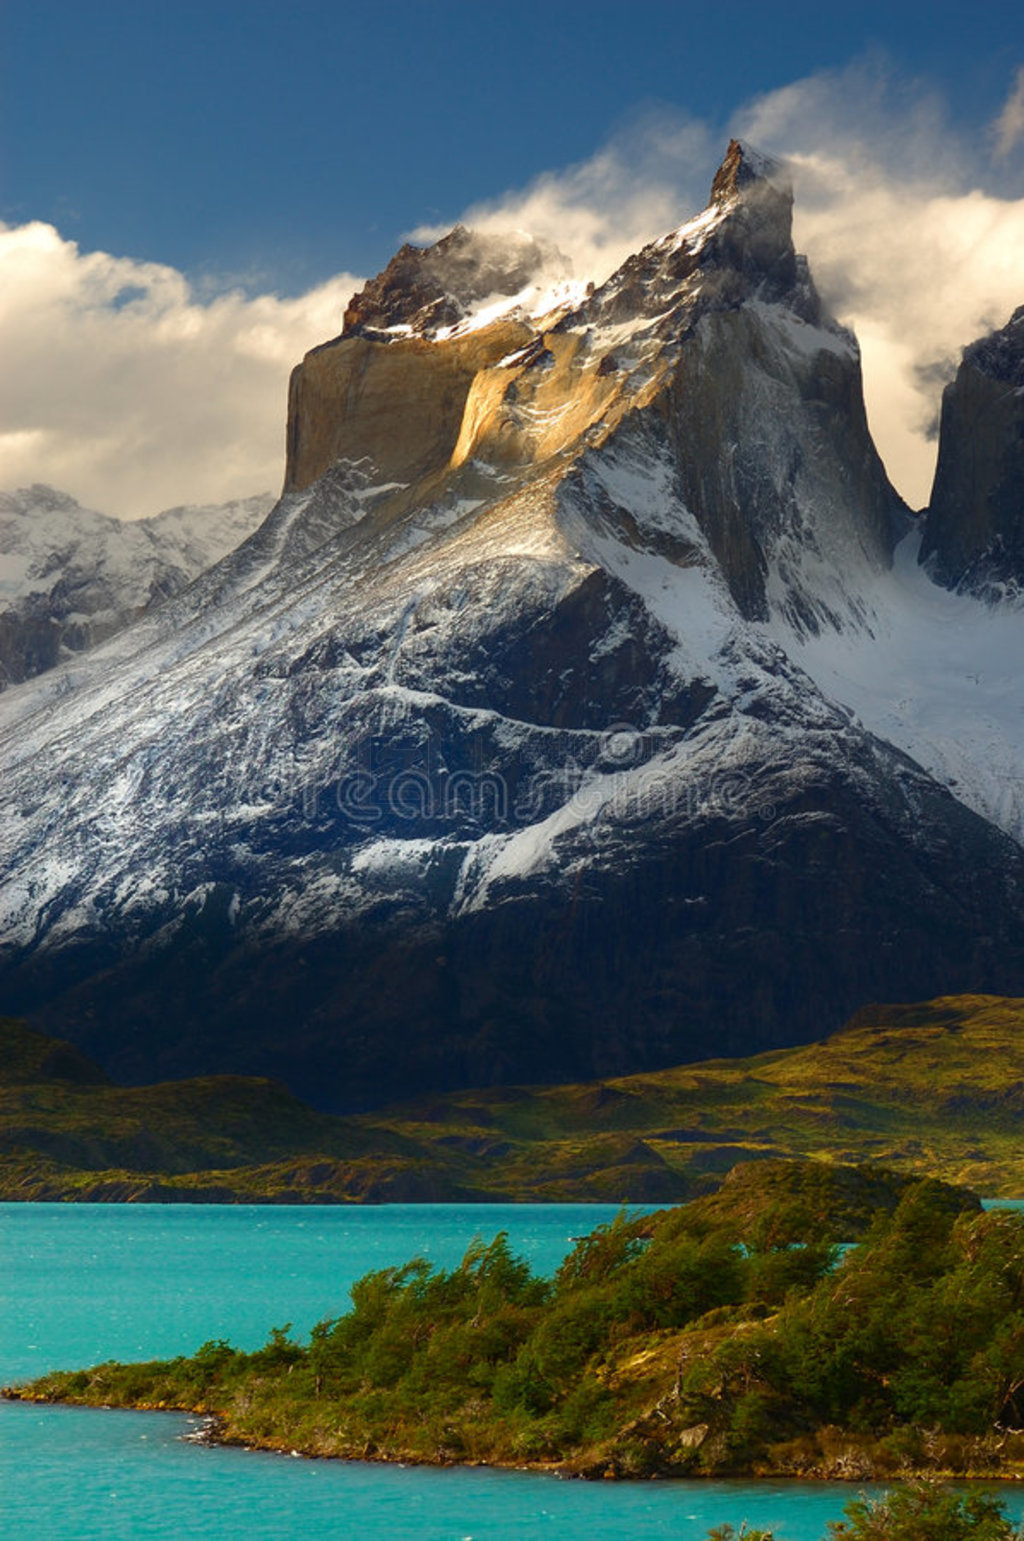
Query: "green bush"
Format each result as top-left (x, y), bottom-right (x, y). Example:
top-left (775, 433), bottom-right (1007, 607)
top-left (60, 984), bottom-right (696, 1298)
top-left (618, 1231), bottom-right (745, 1327)
top-left (705, 1484), bottom-right (1023, 1540)
top-left (826, 1483), bottom-right (1024, 1540)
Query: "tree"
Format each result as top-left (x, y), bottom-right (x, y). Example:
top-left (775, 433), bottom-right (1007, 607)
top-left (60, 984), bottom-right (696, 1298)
top-left (827, 1483), bottom-right (1024, 1541)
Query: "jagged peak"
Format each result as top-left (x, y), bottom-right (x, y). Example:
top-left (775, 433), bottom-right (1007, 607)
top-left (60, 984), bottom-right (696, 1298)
top-left (922, 302), bottom-right (1024, 594)
top-left (710, 138), bottom-right (792, 205)
top-left (334, 139), bottom-right (805, 355)
top-left (701, 139), bottom-right (795, 275)
top-left (962, 303), bottom-right (1024, 386)
top-left (0, 484), bottom-right (83, 515)
top-left (568, 139), bottom-right (803, 335)
top-left (341, 224), bottom-right (573, 341)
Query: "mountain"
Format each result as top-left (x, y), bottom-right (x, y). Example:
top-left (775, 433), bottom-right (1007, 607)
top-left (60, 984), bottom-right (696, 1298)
top-left (920, 304), bottom-right (1024, 598)
top-left (0, 141), bottom-right (1022, 1110)
top-left (0, 485), bottom-right (274, 686)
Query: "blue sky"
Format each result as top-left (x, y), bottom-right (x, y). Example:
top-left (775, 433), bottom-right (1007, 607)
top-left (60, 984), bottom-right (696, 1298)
top-left (0, 1), bottom-right (1022, 517)
top-left (4, 0), bottom-right (1021, 289)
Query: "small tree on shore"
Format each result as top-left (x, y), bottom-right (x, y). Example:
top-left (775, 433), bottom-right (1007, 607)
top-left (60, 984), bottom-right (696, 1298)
top-left (705, 1485), bottom-right (1024, 1541)
top-left (826, 1482), bottom-right (1024, 1540)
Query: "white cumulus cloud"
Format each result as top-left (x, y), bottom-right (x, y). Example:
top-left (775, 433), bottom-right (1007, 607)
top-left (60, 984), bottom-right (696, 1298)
top-left (414, 111), bottom-right (717, 289)
top-left (0, 222), bottom-right (361, 518)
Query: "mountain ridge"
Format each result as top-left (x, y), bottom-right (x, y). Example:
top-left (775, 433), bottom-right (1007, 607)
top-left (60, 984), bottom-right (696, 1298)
top-left (0, 484), bottom-right (274, 687)
top-left (2, 995), bottom-right (1023, 1203)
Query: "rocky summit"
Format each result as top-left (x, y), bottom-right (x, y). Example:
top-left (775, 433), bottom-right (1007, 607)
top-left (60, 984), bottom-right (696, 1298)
top-left (921, 304), bottom-right (1024, 597)
top-left (0, 141), bottom-right (1022, 1110)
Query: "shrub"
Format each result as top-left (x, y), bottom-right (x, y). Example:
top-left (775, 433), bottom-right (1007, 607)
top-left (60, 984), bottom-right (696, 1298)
top-left (827, 1483), bottom-right (1024, 1540)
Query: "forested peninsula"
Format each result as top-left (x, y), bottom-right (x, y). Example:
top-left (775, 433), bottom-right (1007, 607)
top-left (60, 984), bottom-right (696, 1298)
top-left (8, 1161), bottom-right (1024, 1483)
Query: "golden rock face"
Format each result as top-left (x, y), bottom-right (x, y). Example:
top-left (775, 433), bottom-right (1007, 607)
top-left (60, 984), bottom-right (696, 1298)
top-left (449, 328), bottom-right (662, 471)
top-left (283, 303), bottom-right (670, 521)
top-left (284, 319), bottom-right (534, 495)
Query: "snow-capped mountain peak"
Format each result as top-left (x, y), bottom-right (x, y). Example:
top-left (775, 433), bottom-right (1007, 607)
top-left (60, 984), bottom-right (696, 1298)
top-left (0, 142), bottom-right (1021, 1109)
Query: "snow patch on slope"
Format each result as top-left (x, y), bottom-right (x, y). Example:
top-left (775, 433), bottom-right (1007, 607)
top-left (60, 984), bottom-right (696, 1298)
top-left (432, 277), bottom-right (590, 341)
top-left (565, 436), bottom-right (741, 688)
top-left (773, 527), bottom-right (1024, 843)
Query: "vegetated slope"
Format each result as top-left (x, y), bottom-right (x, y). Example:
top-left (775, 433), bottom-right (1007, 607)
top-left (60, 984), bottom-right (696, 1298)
top-left (11, 1163), bottom-right (1024, 1485)
top-left (0, 485), bottom-right (273, 686)
top-left (0, 1018), bottom-right (416, 1202)
top-left (1, 144), bottom-right (1022, 1106)
top-left (2, 995), bottom-right (1022, 1202)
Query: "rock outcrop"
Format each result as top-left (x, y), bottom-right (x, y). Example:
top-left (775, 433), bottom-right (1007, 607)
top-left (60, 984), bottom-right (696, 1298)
top-left (286, 226), bottom-right (577, 497)
top-left (341, 224), bottom-right (568, 339)
top-left (921, 305), bottom-right (1024, 596)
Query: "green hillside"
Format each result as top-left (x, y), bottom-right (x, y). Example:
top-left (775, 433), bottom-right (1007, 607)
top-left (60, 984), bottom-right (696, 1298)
top-left (1, 995), bottom-right (1022, 1202)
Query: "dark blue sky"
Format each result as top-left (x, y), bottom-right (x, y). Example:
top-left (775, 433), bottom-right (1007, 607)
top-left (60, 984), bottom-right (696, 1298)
top-left (2, 0), bottom-right (1021, 289)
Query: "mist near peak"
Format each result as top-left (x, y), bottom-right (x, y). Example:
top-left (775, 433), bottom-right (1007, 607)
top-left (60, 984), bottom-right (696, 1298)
top-left (428, 63), bottom-right (1024, 508)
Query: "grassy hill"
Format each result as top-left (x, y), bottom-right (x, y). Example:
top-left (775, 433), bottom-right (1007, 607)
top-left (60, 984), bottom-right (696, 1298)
top-left (1, 995), bottom-right (1022, 1202)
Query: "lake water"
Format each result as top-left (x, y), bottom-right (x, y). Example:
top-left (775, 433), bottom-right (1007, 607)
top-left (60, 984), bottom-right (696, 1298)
top-left (2, 1202), bottom-right (1021, 1540)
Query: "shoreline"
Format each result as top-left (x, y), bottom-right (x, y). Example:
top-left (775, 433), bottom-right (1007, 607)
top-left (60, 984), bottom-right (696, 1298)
top-left (6, 1387), bottom-right (1023, 1485)
top-left (8, 1165), bottom-right (1021, 1491)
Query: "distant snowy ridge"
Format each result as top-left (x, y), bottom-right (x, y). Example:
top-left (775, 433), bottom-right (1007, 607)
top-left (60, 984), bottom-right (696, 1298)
top-left (0, 484), bottom-right (274, 686)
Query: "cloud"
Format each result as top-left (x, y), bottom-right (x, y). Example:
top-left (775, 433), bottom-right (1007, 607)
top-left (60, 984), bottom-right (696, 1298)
top-left (0, 222), bottom-right (361, 518)
top-left (432, 63), bottom-right (1024, 509)
top-left (993, 66), bottom-right (1024, 158)
top-left (414, 111), bottom-right (717, 289)
top-left (4, 63), bottom-right (1023, 519)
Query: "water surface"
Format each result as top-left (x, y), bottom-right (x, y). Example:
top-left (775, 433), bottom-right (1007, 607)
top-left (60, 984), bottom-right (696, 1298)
top-left (2, 1202), bottom-right (1021, 1540)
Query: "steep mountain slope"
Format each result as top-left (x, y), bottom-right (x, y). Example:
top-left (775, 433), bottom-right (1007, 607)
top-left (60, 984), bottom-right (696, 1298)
top-left (769, 524), bottom-right (1024, 846)
top-left (774, 305), bottom-right (1024, 845)
top-left (0, 485), bottom-right (273, 686)
top-left (0, 142), bottom-right (1022, 1109)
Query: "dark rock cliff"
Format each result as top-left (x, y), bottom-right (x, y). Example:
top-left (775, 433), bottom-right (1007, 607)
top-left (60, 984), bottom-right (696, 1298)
top-left (921, 305), bottom-right (1024, 596)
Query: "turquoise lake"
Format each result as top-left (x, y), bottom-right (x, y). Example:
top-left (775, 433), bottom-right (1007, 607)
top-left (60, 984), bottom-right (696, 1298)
top-left (2, 1202), bottom-right (1022, 1540)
